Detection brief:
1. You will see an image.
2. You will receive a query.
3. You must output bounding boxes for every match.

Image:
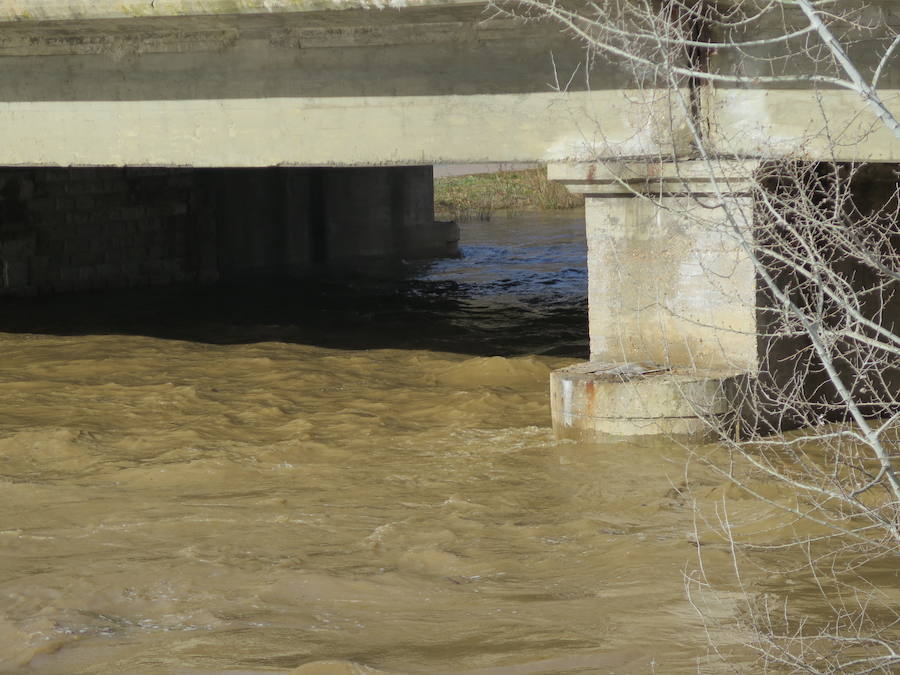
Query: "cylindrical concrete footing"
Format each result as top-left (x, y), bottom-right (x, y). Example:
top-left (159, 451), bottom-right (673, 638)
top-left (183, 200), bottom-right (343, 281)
top-left (550, 362), bottom-right (747, 441)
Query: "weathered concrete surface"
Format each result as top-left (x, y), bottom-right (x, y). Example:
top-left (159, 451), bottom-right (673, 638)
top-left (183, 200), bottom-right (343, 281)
top-left (0, 6), bottom-right (685, 167)
top-left (0, 0), bottom-right (898, 167)
top-left (0, 0), bottom-right (473, 22)
top-left (0, 93), bottom-right (665, 167)
top-left (706, 0), bottom-right (900, 162)
top-left (1, 2), bottom-right (897, 165)
top-left (709, 90), bottom-right (900, 163)
top-left (550, 362), bottom-right (744, 441)
top-left (547, 160), bottom-right (760, 439)
top-left (550, 158), bottom-right (900, 440)
top-left (434, 163), bottom-right (537, 177)
top-left (551, 161), bottom-right (759, 373)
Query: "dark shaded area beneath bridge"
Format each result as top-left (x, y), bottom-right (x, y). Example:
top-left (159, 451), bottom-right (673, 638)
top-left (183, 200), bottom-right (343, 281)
top-left (0, 277), bottom-right (587, 358)
top-left (0, 214), bottom-right (589, 358)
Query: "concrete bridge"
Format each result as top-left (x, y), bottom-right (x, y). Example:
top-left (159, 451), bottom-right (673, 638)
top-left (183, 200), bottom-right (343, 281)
top-left (1, 0), bottom-right (898, 439)
top-left (2, 0), bottom-right (898, 166)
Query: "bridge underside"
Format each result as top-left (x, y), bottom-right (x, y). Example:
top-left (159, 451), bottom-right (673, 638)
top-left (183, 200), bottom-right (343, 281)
top-left (0, 166), bottom-right (457, 296)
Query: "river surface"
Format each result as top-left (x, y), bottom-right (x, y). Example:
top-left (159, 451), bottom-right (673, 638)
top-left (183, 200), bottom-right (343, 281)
top-left (0, 212), bottom-right (746, 673)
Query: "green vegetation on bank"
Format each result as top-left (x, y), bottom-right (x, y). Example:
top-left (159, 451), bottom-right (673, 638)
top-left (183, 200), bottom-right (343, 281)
top-left (434, 167), bottom-right (583, 221)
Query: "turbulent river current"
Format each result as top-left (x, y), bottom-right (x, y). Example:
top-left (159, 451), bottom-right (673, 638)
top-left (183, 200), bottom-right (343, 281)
top-left (1, 212), bottom-right (758, 673)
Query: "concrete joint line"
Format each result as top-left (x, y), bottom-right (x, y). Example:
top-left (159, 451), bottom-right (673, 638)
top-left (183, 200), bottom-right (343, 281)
top-left (571, 414), bottom-right (725, 422)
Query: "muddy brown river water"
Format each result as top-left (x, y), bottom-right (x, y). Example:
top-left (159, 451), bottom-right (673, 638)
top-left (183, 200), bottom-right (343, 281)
top-left (0, 212), bottom-right (803, 673)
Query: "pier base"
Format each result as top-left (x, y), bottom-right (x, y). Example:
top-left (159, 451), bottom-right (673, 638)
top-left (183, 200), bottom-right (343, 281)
top-left (550, 362), bottom-right (745, 441)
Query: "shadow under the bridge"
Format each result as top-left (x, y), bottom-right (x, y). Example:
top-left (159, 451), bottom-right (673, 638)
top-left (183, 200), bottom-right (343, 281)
top-left (0, 214), bottom-right (589, 359)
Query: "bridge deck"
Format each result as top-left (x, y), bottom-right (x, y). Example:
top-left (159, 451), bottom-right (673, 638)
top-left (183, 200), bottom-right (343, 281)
top-left (0, 0), bottom-right (482, 23)
top-left (0, 0), bottom-right (896, 166)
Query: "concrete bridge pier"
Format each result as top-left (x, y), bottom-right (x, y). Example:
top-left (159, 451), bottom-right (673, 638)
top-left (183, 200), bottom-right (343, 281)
top-left (547, 161), bottom-right (759, 440)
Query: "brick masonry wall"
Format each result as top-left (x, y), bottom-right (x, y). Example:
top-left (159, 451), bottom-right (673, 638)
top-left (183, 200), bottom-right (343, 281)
top-left (0, 167), bottom-right (215, 296)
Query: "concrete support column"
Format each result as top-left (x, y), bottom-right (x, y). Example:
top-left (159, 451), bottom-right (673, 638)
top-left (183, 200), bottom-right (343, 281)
top-left (209, 165), bottom-right (458, 281)
top-left (323, 166), bottom-right (459, 270)
top-left (548, 161), bottom-right (759, 440)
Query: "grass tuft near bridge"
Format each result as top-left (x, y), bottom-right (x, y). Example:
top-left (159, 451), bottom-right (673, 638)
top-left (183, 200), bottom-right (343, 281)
top-left (434, 167), bottom-right (583, 222)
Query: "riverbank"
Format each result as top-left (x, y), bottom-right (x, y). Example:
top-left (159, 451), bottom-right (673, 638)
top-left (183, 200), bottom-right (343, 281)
top-left (434, 166), bottom-right (583, 221)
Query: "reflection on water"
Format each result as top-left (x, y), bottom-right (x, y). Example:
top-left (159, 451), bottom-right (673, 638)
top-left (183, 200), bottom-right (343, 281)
top-left (1, 212), bottom-right (732, 673)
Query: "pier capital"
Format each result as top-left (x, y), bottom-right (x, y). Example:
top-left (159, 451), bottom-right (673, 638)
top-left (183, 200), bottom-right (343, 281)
top-left (548, 159), bottom-right (761, 197)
